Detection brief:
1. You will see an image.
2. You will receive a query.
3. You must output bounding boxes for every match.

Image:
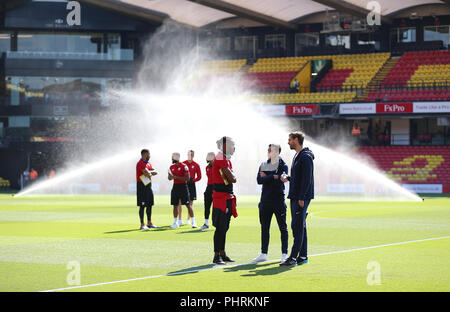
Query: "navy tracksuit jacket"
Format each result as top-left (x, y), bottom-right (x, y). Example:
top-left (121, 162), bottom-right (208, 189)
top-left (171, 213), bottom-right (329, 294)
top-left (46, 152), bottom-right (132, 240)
top-left (257, 157), bottom-right (289, 254)
top-left (287, 147), bottom-right (315, 259)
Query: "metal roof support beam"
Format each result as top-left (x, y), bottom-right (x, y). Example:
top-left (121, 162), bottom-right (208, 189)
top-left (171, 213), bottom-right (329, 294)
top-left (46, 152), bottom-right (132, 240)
top-left (311, 0), bottom-right (393, 25)
top-left (188, 0), bottom-right (297, 30)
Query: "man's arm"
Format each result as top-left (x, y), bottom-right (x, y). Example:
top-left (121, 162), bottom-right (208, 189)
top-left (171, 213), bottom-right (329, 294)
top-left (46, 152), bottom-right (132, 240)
top-left (257, 170), bottom-right (276, 184)
top-left (193, 164), bottom-right (202, 183)
top-left (173, 172), bottom-right (190, 182)
top-left (221, 167), bottom-right (236, 184)
top-left (298, 157), bottom-right (313, 201)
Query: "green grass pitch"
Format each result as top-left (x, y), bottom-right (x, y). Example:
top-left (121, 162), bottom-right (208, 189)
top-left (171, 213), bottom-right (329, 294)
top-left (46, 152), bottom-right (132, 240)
top-left (0, 193), bottom-right (449, 292)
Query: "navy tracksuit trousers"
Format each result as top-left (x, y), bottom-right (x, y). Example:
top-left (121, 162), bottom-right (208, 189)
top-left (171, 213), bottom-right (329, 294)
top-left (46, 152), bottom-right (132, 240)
top-left (289, 199), bottom-right (310, 259)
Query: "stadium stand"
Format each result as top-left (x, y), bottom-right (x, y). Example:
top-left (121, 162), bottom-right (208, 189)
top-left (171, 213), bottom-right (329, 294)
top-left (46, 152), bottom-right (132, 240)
top-left (244, 71), bottom-right (299, 92)
top-left (316, 53), bottom-right (390, 91)
top-left (197, 51), bottom-right (449, 104)
top-left (358, 146), bottom-right (450, 192)
top-left (381, 50), bottom-right (450, 89)
top-left (198, 59), bottom-right (247, 74)
top-left (0, 177), bottom-right (10, 188)
top-left (366, 89), bottom-right (450, 102)
top-left (253, 91), bottom-right (356, 104)
top-left (244, 56), bottom-right (311, 92)
top-left (316, 68), bottom-right (353, 91)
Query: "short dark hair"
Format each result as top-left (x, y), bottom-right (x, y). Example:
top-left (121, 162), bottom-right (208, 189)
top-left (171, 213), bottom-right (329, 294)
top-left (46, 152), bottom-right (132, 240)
top-left (141, 149), bottom-right (149, 155)
top-left (289, 131), bottom-right (305, 145)
top-left (269, 144), bottom-right (281, 153)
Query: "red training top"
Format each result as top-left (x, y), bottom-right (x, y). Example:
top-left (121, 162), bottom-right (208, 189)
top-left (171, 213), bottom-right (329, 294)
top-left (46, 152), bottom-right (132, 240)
top-left (136, 159), bottom-right (153, 182)
top-left (212, 152), bottom-right (237, 218)
top-left (184, 160), bottom-right (202, 183)
top-left (206, 164), bottom-right (213, 185)
top-left (169, 162), bottom-right (190, 184)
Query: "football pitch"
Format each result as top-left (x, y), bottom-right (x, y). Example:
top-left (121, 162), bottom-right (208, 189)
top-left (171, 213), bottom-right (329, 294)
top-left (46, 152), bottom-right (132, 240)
top-left (0, 193), bottom-right (449, 292)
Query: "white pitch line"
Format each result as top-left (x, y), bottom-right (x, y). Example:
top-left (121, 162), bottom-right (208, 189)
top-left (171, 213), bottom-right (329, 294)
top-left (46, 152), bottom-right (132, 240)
top-left (39, 235), bottom-right (450, 292)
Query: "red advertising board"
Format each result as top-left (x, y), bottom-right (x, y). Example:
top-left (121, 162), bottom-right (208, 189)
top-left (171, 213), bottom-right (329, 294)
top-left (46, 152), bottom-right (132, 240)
top-left (285, 104), bottom-right (319, 115)
top-left (376, 102), bottom-right (413, 113)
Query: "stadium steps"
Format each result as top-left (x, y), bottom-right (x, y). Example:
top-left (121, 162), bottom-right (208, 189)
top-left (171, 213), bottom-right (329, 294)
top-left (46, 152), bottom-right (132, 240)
top-left (238, 64), bottom-right (252, 73)
top-left (355, 57), bottom-right (399, 102)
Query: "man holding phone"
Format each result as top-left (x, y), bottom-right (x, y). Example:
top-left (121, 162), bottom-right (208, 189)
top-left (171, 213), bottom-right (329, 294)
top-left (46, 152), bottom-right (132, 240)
top-left (253, 144), bottom-right (289, 263)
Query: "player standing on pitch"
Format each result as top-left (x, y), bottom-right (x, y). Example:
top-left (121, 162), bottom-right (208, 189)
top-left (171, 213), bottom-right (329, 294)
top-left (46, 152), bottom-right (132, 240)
top-left (168, 152), bottom-right (196, 228)
top-left (200, 152), bottom-right (215, 230)
top-left (183, 150), bottom-right (201, 228)
top-left (280, 132), bottom-right (314, 267)
top-left (136, 149), bottom-right (158, 230)
top-left (211, 136), bottom-right (238, 265)
top-left (253, 144), bottom-right (289, 263)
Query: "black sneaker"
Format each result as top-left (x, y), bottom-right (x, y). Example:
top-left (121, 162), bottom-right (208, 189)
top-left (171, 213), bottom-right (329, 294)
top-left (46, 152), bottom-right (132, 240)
top-left (297, 257), bottom-right (308, 265)
top-left (213, 255), bottom-right (226, 265)
top-left (279, 257), bottom-right (297, 267)
top-left (221, 254), bottom-right (235, 263)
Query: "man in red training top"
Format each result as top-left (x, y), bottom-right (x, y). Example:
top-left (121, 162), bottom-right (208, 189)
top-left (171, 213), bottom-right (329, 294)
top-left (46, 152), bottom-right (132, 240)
top-left (168, 152), bottom-right (196, 228)
top-left (211, 136), bottom-right (237, 265)
top-left (182, 150), bottom-right (201, 228)
top-left (200, 152), bottom-right (215, 230)
top-left (136, 149), bottom-right (158, 230)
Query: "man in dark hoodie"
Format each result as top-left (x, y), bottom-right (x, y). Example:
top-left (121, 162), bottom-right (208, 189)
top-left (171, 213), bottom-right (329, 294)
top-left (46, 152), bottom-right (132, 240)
top-left (280, 131), bottom-right (314, 267)
top-left (253, 144), bottom-right (289, 263)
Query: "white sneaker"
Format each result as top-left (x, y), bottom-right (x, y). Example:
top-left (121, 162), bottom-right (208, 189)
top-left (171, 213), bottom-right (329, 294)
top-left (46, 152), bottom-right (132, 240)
top-left (140, 225), bottom-right (149, 230)
top-left (191, 222), bottom-right (198, 228)
top-left (177, 219), bottom-right (184, 226)
top-left (253, 253), bottom-right (269, 263)
top-left (200, 224), bottom-right (209, 230)
top-left (281, 253), bottom-right (288, 262)
top-left (170, 222), bottom-right (179, 228)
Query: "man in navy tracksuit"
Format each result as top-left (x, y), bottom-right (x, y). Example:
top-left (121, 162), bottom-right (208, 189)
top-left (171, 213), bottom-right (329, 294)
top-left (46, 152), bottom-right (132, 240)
top-left (253, 144), bottom-right (289, 263)
top-left (280, 131), bottom-right (314, 266)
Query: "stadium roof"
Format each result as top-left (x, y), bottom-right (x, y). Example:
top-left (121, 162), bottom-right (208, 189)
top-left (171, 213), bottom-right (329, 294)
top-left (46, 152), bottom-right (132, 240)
top-left (79, 0), bottom-right (449, 28)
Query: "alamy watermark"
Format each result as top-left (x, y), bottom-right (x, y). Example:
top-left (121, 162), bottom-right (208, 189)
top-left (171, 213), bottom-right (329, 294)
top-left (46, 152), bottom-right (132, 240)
top-left (366, 260), bottom-right (381, 286)
top-left (66, 260), bottom-right (81, 286)
top-left (367, 1), bottom-right (381, 26)
top-left (66, 1), bottom-right (81, 26)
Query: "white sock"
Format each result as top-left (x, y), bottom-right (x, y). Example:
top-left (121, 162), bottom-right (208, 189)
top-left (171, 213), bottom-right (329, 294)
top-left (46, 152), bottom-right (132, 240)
top-left (205, 219), bottom-right (209, 226)
top-left (191, 217), bottom-right (195, 224)
top-left (174, 218), bottom-right (178, 223)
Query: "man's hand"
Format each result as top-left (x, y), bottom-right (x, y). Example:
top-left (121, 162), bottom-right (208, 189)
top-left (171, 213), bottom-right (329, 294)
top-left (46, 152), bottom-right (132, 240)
top-left (298, 200), bottom-right (304, 208)
top-left (280, 175), bottom-right (289, 183)
top-left (259, 172), bottom-right (266, 177)
top-left (150, 171), bottom-right (158, 176)
top-left (273, 175), bottom-right (279, 180)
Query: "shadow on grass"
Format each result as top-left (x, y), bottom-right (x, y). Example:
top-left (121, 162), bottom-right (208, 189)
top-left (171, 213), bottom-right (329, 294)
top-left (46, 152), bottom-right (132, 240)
top-left (104, 225), bottom-right (173, 234)
top-left (151, 225), bottom-right (173, 232)
top-left (103, 228), bottom-right (141, 234)
top-left (224, 262), bottom-right (295, 276)
top-left (176, 228), bottom-right (210, 234)
top-left (167, 264), bottom-right (215, 276)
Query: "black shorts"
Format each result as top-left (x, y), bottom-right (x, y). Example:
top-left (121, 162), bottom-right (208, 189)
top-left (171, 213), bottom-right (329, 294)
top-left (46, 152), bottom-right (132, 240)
top-left (187, 181), bottom-right (197, 201)
top-left (171, 183), bottom-right (190, 206)
top-left (136, 181), bottom-right (154, 207)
